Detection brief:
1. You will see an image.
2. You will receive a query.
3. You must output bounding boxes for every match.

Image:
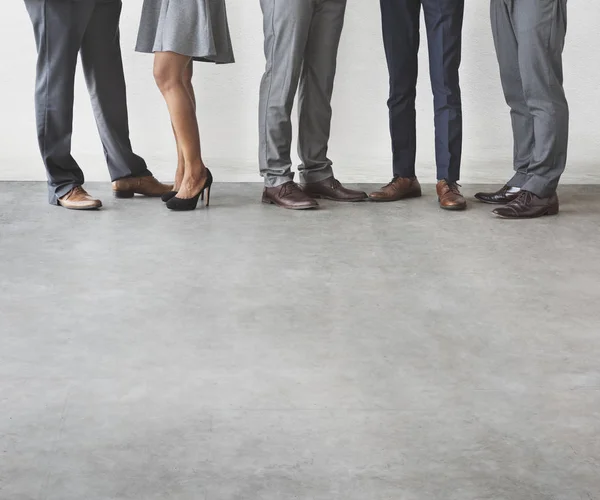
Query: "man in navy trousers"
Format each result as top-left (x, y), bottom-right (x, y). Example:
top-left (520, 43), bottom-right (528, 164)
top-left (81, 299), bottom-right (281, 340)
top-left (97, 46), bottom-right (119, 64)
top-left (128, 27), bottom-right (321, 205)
top-left (370, 0), bottom-right (467, 211)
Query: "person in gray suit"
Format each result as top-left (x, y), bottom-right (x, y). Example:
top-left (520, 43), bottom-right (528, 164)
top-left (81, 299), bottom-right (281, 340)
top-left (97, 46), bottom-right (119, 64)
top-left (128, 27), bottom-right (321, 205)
top-left (24, 0), bottom-right (171, 210)
top-left (475, 0), bottom-right (569, 219)
top-left (258, 0), bottom-right (368, 210)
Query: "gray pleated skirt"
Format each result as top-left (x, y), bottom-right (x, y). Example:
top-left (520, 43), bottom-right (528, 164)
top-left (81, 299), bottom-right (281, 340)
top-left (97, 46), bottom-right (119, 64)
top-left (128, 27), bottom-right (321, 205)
top-left (136, 0), bottom-right (234, 64)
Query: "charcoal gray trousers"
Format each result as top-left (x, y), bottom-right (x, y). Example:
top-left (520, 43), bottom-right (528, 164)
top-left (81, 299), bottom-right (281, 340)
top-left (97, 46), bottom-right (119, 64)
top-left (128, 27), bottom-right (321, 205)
top-left (24, 0), bottom-right (151, 204)
top-left (258, 0), bottom-right (346, 187)
top-left (491, 0), bottom-right (568, 197)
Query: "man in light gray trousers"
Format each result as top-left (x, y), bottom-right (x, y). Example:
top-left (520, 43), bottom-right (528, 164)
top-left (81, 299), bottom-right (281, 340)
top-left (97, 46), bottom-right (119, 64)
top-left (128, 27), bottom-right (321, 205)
top-left (258, 0), bottom-right (367, 210)
top-left (475, 0), bottom-right (569, 219)
top-left (24, 0), bottom-right (170, 210)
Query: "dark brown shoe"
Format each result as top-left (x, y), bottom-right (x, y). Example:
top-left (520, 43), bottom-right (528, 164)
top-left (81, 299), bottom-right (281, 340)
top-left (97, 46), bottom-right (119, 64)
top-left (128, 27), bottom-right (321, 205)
top-left (112, 176), bottom-right (173, 198)
top-left (493, 191), bottom-right (559, 219)
top-left (475, 185), bottom-right (521, 205)
top-left (436, 180), bottom-right (467, 211)
top-left (262, 181), bottom-right (319, 210)
top-left (58, 186), bottom-right (102, 210)
top-left (300, 177), bottom-right (367, 202)
top-left (368, 177), bottom-right (422, 202)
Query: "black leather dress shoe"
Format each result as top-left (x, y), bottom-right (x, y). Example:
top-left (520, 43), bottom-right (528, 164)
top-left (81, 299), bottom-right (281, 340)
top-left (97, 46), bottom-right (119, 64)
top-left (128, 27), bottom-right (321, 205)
top-left (493, 191), bottom-right (559, 219)
top-left (475, 185), bottom-right (521, 204)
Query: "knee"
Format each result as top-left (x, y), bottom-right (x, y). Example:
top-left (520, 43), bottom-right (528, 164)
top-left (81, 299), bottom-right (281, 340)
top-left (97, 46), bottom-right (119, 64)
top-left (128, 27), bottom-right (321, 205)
top-left (153, 64), bottom-right (180, 93)
top-left (183, 73), bottom-right (193, 94)
top-left (183, 64), bottom-right (194, 87)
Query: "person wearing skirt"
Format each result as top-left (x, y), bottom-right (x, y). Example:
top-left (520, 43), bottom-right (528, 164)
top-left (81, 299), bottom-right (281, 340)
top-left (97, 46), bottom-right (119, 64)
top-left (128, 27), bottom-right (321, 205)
top-left (136, 0), bottom-right (234, 211)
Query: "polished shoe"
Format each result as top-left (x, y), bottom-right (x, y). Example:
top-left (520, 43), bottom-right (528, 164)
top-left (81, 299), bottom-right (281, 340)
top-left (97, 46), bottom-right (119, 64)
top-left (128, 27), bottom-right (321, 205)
top-left (58, 186), bottom-right (102, 210)
top-left (474, 185), bottom-right (520, 205)
top-left (436, 180), bottom-right (467, 211)
top-left (300, 177), bottom-right (367, 202)
top-left (262, 181), bottom-right (319, 210)
top-left (166, 169), bottom-right (213, 211)
top-left (368, 177), bottom-right (422, 202)
top-left (112, 176), bottom-right (173, 198)
top-left (161, 191), bottom-right (178, 202)
top-left (492, 191), bottom-right (559, 219)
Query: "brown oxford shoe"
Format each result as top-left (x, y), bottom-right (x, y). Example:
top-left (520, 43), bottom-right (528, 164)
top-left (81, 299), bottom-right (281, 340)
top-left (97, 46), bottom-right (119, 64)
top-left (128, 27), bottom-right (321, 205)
top-left (493, 191), bottom-right (559, 219)
top-left (368, 177), bottom-right (422, 202)
top-left (300, 177), bottom-right (367, 202)
top-left (58, 186), bottom-right (102, 210)
top-left (112, 176), bottom-right (173, 198)
top-left (262, 181), bottom-right (319, 210)
top-left (436, 180), bottom-right (467, 211)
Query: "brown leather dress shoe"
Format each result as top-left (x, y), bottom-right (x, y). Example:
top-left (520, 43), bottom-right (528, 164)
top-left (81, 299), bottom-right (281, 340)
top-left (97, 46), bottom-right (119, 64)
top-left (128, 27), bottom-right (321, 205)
top-left (112, 176), bottom-right (173, 198)
top-left (436, 180), bottom-right (467, 211)
top-left (58, 186), bottom-right (102, 210)
top-left (493, 191), bottom-right (559, 219)
top-left (300, 177), bottom-right (367, 202)
top-left (368, 177), bottom-right (422, 202)
top-left (262, 181), bottom-right (319, 210)
top-left (474, 185), bottom-right (521, 204)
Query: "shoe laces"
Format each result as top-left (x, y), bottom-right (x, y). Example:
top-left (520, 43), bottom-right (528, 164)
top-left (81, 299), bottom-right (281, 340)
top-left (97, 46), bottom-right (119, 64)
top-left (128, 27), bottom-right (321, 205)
top-left (279, 182), bottom-right (301, 198)
top-left (384, 177), bottom-right (414, 189)
top-left (72, 186), bottom-right (88, 197)
top-left (384, 177), bottom-right (399, 188)
top-left (330, 178), bottom-right (342, 190)
top-left (447, 182), bottom-right (462, 195)
top-left (513, 190), bottom-right (533, 205)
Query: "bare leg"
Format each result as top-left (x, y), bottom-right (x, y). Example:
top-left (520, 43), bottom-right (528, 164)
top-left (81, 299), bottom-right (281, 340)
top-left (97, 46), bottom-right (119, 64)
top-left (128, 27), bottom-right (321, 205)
top-left (154, 52), bottom-right (206, 199)
top-left (172, 123), bottom-right (185, 191)
top-left (171, 61), bottom-right (195, 191)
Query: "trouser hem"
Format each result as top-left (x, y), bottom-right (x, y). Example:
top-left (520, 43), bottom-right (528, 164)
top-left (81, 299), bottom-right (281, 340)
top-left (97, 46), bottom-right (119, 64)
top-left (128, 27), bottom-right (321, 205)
top-left (298, 167), bottom-right (334, 185)
top-left (521, 174), bottom-right (559, 198)
top-left (262, 172), bottom-right (295, 188)
top-left (112, 169), bottom-right (153, 182)
top-left (507, 172), bottom-right (528, 189)
top-left (49, 182), bottom-right (80, 205)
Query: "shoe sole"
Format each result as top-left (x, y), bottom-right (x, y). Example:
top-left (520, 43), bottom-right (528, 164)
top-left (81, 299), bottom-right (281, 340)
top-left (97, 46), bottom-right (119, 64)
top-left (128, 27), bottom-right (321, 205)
top-left (310, 194), bottom-right (368, 202)
top-left (113, 190), bottom-right (135, 199)
top-left (113, 191), bottom-right (165, 199)
top-left (368, 191), bottom-right (422, 202)
top-left (261, 199), bottom-right (318, 210)
top-left (440, 204), bottom-right (467, 211)
top-left (494, 208), bottom-right (559, 219)
top-left (59, 204), bottom-right (102, 211)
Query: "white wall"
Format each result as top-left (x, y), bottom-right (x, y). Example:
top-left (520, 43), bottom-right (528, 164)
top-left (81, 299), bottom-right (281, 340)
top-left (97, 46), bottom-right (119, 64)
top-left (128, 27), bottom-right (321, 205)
top-left (1, 1), bottom-right (598, 184)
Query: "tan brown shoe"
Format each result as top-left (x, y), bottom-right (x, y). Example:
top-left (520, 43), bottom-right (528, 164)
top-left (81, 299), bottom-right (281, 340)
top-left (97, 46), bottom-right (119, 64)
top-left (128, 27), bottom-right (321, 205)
top-left (436, 180), bottom-right (467, 211)
top-left (58, 186), bottom-right (102, 210)
top-left (368, 177), bottom-right (422, 202)
top-left (112, 176), bottom-right (173, 198)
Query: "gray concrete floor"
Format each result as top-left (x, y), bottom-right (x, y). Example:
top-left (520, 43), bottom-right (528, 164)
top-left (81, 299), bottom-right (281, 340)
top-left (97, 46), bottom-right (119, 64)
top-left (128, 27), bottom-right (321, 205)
top-left (1, 182), bottom-right (600, 500)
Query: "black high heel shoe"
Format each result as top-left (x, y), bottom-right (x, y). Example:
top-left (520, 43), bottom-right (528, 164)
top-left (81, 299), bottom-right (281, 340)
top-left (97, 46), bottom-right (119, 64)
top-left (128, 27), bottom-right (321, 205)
top-left (166, 169), bottom-right (213, 211)
top-left (161, 191), bottom-right (178, 202)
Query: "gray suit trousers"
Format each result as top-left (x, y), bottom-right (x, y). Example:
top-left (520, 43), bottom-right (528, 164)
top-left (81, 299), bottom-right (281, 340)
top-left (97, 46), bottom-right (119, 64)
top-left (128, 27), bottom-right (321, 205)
top-left (24, 0), bottom-right (151, 205)
top-left (491, 0), bottom-right (569, 197)
top-left (258, 0), bottom-right (346, 187)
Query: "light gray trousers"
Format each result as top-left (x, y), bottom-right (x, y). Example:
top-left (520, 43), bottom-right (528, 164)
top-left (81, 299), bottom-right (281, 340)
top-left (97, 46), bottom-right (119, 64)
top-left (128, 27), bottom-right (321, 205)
top-left (491, 0), bottom-right (568, 198)
top-left (258, 0), bottom-right (346, 187)
top-left (24, 0), bottom-right (150, 205)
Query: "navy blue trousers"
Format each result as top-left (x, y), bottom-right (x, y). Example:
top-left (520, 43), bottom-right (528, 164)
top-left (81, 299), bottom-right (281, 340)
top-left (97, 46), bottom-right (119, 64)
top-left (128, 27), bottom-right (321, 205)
top-left (380, 0), bottom-right (464, 182)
